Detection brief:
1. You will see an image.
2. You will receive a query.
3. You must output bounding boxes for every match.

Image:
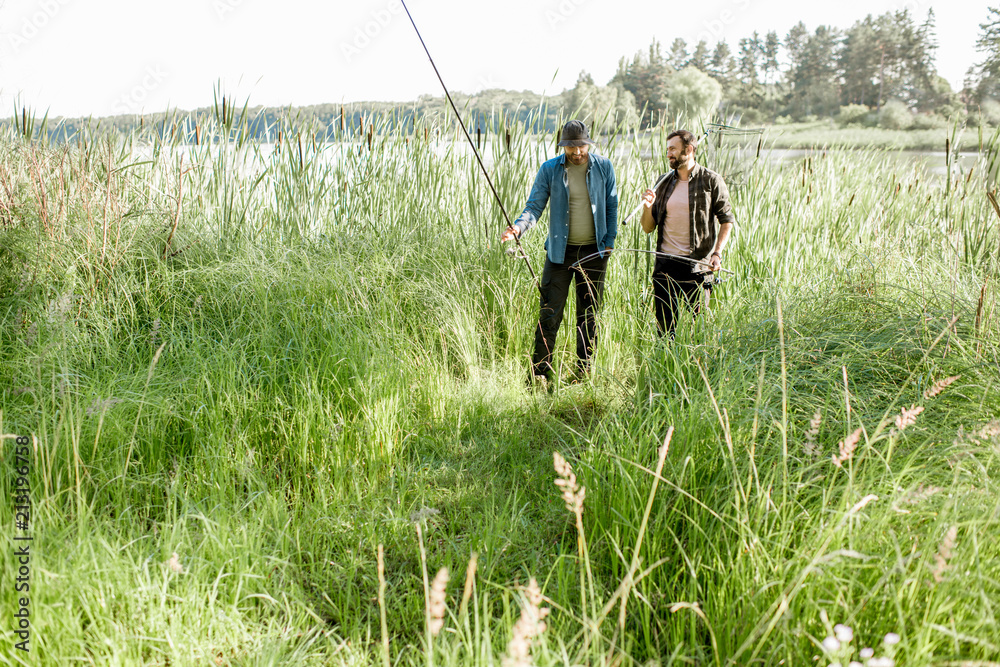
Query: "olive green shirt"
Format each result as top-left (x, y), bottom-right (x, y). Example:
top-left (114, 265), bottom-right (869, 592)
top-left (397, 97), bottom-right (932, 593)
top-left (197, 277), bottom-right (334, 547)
top-left (566, 160), bottom-right (596, 245)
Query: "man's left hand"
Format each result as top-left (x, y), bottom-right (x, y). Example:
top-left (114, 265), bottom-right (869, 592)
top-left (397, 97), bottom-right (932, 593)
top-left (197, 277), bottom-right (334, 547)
top-left (708, 252), bottom-right (722, 272)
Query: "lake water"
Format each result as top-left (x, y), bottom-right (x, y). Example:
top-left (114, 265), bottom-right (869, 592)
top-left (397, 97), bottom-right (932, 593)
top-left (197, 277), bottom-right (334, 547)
top-left (145, 138), bottom-right (983, 180)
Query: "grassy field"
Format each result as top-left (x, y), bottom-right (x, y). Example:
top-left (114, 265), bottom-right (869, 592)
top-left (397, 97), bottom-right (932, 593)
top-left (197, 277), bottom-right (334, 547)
top-left (1, 110), bottom-right (1000, 666)
top-left (764, 119), bottom-right (1000, 151)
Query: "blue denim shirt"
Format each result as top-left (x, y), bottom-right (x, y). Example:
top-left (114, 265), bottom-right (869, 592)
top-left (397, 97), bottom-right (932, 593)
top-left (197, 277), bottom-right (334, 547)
top-left (512, 151), bottom-right (618, 264)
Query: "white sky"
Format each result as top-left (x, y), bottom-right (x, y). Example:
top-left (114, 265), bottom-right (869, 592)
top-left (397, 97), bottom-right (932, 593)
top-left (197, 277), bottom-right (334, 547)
top-left (0, 0), bottom-right (988, 119)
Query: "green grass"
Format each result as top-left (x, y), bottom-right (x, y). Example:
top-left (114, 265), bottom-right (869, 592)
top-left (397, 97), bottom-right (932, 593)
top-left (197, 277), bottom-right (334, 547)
top-left (1, 110), bottom-right (999, 666)
top-left (764, 119), bottom-right (1000, 151)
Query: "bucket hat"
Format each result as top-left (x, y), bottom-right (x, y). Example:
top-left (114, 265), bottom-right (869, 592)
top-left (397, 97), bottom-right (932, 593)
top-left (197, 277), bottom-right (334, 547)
top-left (557, 120), bottom-right (595, 146)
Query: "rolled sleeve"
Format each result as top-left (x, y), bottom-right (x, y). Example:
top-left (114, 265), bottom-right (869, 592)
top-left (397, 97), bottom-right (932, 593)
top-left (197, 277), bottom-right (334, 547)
top-left (712, 175), bottom-right (736, 226)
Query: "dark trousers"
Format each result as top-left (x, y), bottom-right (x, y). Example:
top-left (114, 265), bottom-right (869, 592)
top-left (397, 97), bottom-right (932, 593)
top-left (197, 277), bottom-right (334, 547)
top-left (652, 256), bottom-right (711, 337)
top-left (532, 244), bottom-right (608, 378)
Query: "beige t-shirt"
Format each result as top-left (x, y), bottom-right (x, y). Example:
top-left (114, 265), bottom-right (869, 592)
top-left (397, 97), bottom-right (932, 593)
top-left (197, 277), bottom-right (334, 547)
top-left (659, 179), bottom-right (690, 256)
top-left (566, 161), bottom-right (596, 245)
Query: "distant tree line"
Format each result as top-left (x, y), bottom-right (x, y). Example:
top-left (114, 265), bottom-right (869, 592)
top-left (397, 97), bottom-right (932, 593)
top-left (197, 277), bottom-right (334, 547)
top-left (23, 90), bottom-right (567, 146)
top-left (10, 6), bottom-right (1000, 143)
top-left (600, 8), bottom-right (981, 129)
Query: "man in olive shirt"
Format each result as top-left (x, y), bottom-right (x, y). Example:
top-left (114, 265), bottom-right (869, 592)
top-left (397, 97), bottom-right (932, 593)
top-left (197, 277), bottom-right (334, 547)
top-left (639, 129), bottom-right (735, 336)
top-left (500, 120), bottom-right (618, 384)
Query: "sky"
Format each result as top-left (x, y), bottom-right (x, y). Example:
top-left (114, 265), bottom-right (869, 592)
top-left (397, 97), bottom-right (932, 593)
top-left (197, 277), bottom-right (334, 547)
top-left (0, 0), bottom-right (990, 119)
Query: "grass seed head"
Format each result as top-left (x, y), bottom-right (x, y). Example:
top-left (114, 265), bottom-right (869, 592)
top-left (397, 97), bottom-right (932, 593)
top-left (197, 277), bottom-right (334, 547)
top-left (979, 420), bottom-right (1000, 440)
top-left (930, 525), bottom-right (958, 582)
top-left (166, 552), bottom-right (183, 573)
top-left (24, 321), bottom-right (37, 346)
top-left (428, 567), bottom-right (449, 636)
top-left (553, 451), bottom-right (585, 516)
top-left (804, 409), bottom-right (822, 457)
top-left (832, 428), bottom-right (862, 467)
top-left (502, 577), bottom-right (549, 667)
top-left (898, 483), bottom-right (942, 505)
top-left (86, 397), bottom-right (123, 416)
top-left (894, 405), bottom-right (924, 432)
top-left (923, 375), bottom-right (960, 400)
top-left (409, 507), bottom-right (440, 524)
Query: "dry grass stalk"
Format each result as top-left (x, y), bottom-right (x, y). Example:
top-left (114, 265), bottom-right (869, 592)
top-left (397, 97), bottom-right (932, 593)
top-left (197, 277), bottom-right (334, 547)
top-left (24, 321), bottom-right (38, 347)
top-left (377, 544), bottom-right (390, 667)
top-left (843, 366), bottom-right (852, 416)
top-left (980, 421), bottom-right (1000, 440)
top-left (803, 410), bottom-right (822, 457)
top-left (976, 277), bottom-right (989, 340)
top-left (899, 483), bottom-right (943, 505)
top-left (930, 526), bottom-right (958, 582)
top-left (166, 552), bottom-right (183, 573)
top-left (459, 553), bottom-right (477, 618)
top-left (428, 567), bottom-right (449, 636)
top-left (163, 156), bottom-right (185, 259)
top-left (832, 427), bottom-right (863, 467)
top-left (894, 405), bottom-right (924, 432)
top-left (409, 507), bottom-right (441, 523)
top-left (86, 397), bottom-right (123, 416)
top-left (502, 578), bottom-right (549, 667)
top-left (553, 451), bottom-right (585, 516)
top-left (923, 375), bottom-right (960, 400)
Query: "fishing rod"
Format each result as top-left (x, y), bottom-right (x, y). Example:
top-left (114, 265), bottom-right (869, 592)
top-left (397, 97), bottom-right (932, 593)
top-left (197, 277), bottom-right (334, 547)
top-left (399, 0), bottom-right (540, 293)
top-left (621, 171), bottom-right (670, 226)
top-left (569, 248), bottom-right (735, 276)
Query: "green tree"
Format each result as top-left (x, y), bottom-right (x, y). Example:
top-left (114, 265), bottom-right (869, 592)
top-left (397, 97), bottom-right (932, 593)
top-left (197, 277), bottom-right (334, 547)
top-left (668, 38), bottom-right (689, 70)
top-left (611, 39), bottom-right (673, 127)
top-left (666, 67), bottom-right (722, 121)
top-left (762, 31), bottom-right (780, 85)
top-left (689, 40), bottom-right (711, 72)
top-left (970, 6), bottom-right (1000, 101)
top-left (784, 22), bottom-right (809, 71)
top-left (736, 34), bottom-right (764, 108)
top-left (708, 41), bottom-right (737, 94)
top-left (568, 74), bottom-right (638, 134)
top-left (786, 25), bottom-right (842, 118)
top-left (760, 31), bottom-right (782, 117)
top-left (859, 10), bottom-right (939, 111)
top-left (841, 16), bottom-right (882, 107)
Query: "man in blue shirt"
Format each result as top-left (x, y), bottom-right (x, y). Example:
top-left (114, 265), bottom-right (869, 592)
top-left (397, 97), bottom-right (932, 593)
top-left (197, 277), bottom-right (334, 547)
top-left (500, 120), bottom-right (618, 385)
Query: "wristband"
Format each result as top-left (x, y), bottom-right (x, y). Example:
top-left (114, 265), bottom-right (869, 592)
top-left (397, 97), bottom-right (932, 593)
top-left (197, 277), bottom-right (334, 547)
top-left (711, 251), bottom-right (722, 259)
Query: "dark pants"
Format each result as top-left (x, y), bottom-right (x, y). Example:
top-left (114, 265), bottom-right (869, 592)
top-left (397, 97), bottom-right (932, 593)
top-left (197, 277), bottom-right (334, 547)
top-left (532, 244), bottom-right (608, 378)
top-left (652, 256), bottom-right (712, 337)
